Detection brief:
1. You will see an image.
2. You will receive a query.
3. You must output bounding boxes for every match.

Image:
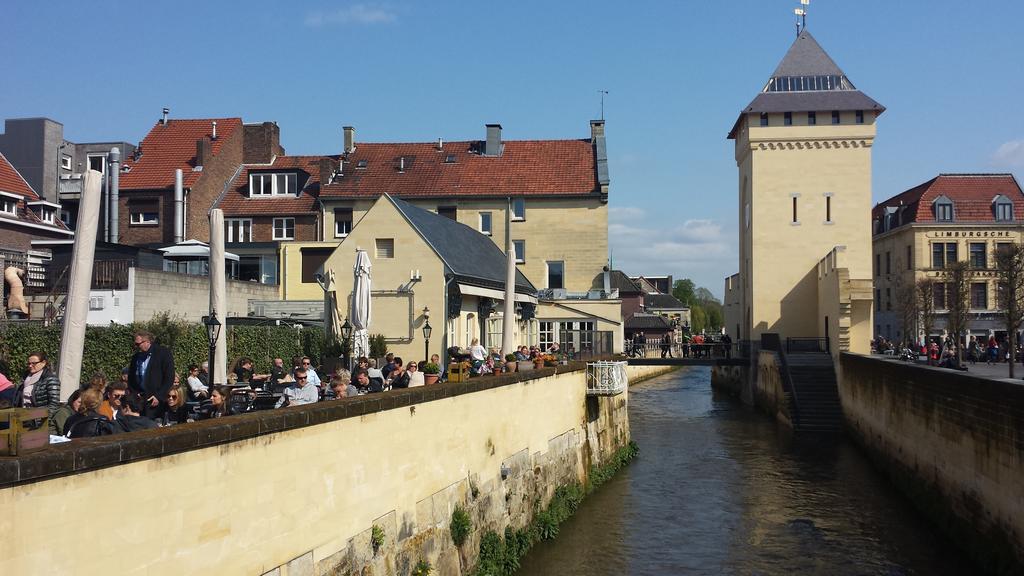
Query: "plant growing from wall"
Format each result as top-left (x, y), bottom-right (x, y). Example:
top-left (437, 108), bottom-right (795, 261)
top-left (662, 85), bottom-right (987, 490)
top-left (412, 560), bottom-right (432, 576)
top-left (371, 524), bottom-right (385, 553)
top-left (450, 505), bottom-right (472, 547)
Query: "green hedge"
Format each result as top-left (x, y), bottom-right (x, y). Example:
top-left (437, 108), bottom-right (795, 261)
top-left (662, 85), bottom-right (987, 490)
top-left (0, 315), bottom-right (326, 387)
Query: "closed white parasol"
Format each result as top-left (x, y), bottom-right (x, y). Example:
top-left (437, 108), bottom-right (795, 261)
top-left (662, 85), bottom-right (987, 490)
top-left (351, 249), bottom-right (372, 360)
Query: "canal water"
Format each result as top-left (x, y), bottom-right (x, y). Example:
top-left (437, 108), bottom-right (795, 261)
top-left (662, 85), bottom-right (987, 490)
top-left (518, 368), bottom-right (977, 575)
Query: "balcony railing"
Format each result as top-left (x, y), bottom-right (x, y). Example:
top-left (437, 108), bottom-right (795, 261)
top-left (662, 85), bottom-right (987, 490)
top-left (537, 288), bottom-right (619, 300)
top-left (586, 361), bottom-right (628, 396)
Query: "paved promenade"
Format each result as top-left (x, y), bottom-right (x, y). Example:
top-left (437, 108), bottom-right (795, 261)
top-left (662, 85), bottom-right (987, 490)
top-left (873, 353), bottom-right (1024, 383)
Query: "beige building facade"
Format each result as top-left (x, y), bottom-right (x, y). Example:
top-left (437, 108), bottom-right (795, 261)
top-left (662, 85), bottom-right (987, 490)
top-left (871, 173), bottom-right (1024, 342)
top-left (724, 30), bottom-right (882, 356)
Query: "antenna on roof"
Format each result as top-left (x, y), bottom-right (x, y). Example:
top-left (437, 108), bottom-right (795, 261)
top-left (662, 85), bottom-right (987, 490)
top-left (598, 90), bottom-right (609, 120)
top-left (794, 0), bottom-right (809, 36)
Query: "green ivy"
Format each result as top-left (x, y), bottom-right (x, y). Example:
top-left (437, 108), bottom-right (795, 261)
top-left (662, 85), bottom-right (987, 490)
top-left (0, 316), bottom-right (326, 386)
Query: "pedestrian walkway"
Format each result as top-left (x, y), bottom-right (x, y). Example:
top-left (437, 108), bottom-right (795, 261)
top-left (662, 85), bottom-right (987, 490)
top-left (875, 354), bottom-right (1024, 383)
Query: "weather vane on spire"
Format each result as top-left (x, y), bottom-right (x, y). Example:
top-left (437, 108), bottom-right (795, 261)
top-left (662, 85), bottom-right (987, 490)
top-left (795, 0), bottom-right (809, 37)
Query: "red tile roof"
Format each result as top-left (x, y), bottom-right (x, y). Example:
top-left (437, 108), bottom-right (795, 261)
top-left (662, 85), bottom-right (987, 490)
top-left (873, 174), bottom-right (1024, 229)
top-left (319, 139), bottom-right (599, 198)
top-left (0, 151), bottom-right (38, 198)
top-left (120, 118), bottom-right (242, 190)
top-left (216, 156), bottom-right (322, 216)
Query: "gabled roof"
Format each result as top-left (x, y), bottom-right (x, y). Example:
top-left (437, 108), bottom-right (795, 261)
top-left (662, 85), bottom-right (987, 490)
top-left (0, 151), bottom-right (37, 198)
top-left (216, 155), bottom-right (323, 216)
top-left (591, 270), bottom-right (641, 294)
top-left (872, 174), bottom-right (1024, 230)
top-left (121, 118), bottom-right (242, 190)
top-left (625, 313), bottom-right (672, 331)
top-left (644, 293), bottom-right (686, 310)
top-left (729, 31), bottom-right (884, 139)
top-left (389, 195), bottom-right (536, 295)
top-left (320, 139), bottom-right (600, 199)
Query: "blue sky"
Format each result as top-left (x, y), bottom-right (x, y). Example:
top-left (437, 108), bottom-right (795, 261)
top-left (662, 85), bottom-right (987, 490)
top-left (4, 1), bottom-right (1023, 297)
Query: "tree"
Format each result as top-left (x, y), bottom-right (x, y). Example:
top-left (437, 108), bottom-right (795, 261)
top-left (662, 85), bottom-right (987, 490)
top-left (942, 261), bottom-right (972, 363)
top-left (690, 306), bottom-right (707, 333)
top-left (894, 278), bottom-right (918, 347)
top-left (672, 279), bottom-right (696, 307)
top-left (994, 243), bottom-right (1024, 378)
top-left (915, 277), bottom-right (937, 348)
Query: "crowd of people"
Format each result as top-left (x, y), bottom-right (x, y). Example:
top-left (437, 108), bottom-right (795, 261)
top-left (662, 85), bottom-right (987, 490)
top-left (626, 331), bottom-right (733, 359)
top-left (0, 330), bottom-right (581, 442)
top-left (873, 332), bottom-right (1024, 370)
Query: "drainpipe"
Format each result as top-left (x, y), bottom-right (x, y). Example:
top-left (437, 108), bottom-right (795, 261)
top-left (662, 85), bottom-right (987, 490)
top-left (174, 169), bottom-right (184, 244)
top-left (109, 147), bottom-right (120, 243)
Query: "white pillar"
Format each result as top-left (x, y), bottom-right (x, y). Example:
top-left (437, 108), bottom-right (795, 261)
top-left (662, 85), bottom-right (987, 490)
top-left (209, 209), bottom-right (228, 385)
top-left (58, 170), bottom-right (102, 400)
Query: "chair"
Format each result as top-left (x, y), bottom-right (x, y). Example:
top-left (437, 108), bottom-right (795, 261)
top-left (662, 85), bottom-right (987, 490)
top-left (65, 417), bottom-right (114, 438)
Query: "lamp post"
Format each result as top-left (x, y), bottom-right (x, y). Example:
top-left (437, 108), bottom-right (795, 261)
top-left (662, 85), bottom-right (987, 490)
top-left (341, 317), bottom-right (353, 371)
top-left (204, 311), bottom-right (222, 385)
top-left (422, 306), bottom-right (432, 362)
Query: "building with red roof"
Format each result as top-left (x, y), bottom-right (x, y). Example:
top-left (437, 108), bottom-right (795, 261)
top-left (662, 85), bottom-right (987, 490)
top-left (871, 173), bottom-right (1024, 343)
top-left (0, 150), bottom-right (73, 253)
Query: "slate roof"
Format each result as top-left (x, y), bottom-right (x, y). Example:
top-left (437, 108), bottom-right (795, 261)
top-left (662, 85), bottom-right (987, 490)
top-left (0, 151), bottom-right (37, 198)
top-left (121, 118), bottom-right (242, 190)
top-left (590, 270), bottom-right (641, 293)
top-left (729, 31), bottom-right (884, 139)
top-left (625, 313), bottom-right (673, 331)
top-left (389, 195), bottom-right (537, 295)
top-left (644, 293), bottom-right (686, 310)
top-left (216, 156), bottom-right (323, 216)
top-left (872, 174), bottom-right (1024, 231)
top-left (320, 139), bottom-right (600, 199)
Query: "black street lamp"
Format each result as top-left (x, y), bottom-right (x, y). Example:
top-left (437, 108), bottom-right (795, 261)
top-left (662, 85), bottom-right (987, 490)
top-left (204, 311), bottom-right (222, 385)
top-left (422, 306), bottom-right (432, 361)
top-left (341, 317), bottom-right (353, 371)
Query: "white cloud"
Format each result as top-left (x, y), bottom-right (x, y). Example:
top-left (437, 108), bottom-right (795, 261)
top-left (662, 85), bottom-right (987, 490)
top-left (992, 140), bottom-right (1024, 168)
top-left (305, 4), bottom-right (397, 27)
top-left (608, 207), bottom-right (735, 295)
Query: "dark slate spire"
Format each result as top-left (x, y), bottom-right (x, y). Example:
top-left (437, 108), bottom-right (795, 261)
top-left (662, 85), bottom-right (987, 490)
top-left (728, 30), bottom-right (884, 139)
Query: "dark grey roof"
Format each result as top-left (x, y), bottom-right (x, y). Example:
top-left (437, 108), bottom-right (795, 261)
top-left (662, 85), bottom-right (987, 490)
top-left (591, 269), bottom-right (641, 293)
top-left (644, 293), bottom-right (686, 310)
top-left (729, 31), bottom-right (884, 139)
top-left (625, 314), bottom-right (672, 331)
top-left (389, 195), bottom-right (537, 295)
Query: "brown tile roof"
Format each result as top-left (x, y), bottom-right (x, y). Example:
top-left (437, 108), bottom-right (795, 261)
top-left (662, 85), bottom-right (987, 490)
top-left (216, 156), bottom-right (322, 216)
top-left (121, 118), bottom-right (242, 190)
top-left (319, 139), bottom-right (600, 198)
top-left (873, 174), bottom-right (1024, 229)
top-left (0, 152), bottom-right (38, 198)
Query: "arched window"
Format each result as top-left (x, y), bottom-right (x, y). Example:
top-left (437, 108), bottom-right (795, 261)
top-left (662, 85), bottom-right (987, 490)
top-left (992, 194), bottom-right (1013, 221)
top-left (933, 195), bottom-right (954, 222)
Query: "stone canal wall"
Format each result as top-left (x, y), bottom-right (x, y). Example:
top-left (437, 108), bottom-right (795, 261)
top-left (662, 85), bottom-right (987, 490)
top-left (840, 353), bottom-right (1024, 575)
top-left (0, 363), bottom-right (641, 576)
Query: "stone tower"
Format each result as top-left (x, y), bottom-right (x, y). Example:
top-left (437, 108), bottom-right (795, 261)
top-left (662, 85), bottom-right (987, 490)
top-left (724, 30), bottom-right (883, 352)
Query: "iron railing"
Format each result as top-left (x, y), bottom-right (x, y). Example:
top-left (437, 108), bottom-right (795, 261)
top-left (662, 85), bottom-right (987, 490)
top-left (558, 330), bottom-right (614, 359)
top-left (586, 361), bottom-right (628, 396)
top-left (786, 337), bottom-right (830, 354)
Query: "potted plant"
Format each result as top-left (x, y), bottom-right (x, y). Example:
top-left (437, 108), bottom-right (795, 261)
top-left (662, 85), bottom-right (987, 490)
top-left (492, 361), bottom-right (503, 375)
top-left (504, 353), bottom-right (517, 372)
top-left (533, 355), bottom-right (545, 369)
top-left (423, 362), bottom-right (441, 385)
top-left (543, 354), bottom-right (558, 367)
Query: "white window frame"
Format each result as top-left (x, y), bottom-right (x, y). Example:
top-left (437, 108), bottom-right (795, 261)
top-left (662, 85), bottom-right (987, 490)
top-left (225, 218), bottom-right (252, 243)
top-left (487, 317), bottom-right (503, 350)
top-left (512, 240), bottom-right (525, 263)
top-left (87, 153), bottom-right (107, 174)
top-left (61, 154), bottom-right (72, 170)
top-left (511, 198), bottom-right (526, 221)
top-left (479, 211), bottom-right (492, 235)
top-left (272, 217), bottom-right (295, 240)
top-left (334, 208), bottom-right (353, 238)
top-left (249, 172), bottom-right (298, 197)
top-left (130, 210), bottom-right (159, 225)
top-left (0, 196), bottom-right (17, 216)
top-left (539, 321), bottom-right (555, 350)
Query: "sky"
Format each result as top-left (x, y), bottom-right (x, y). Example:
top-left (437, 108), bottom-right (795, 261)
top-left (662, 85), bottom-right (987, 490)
top-left (4, 1), bottom-right (1024, 298)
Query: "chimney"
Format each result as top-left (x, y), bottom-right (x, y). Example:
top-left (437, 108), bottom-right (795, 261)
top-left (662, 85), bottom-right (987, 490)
top-left (161, 107), bottom-right (169, 125)
top-left (196, 138), bottom-right (212, 167)
top-left (591, 119), bottom-right (609, 190)
top-left (211, 121), bottom-right (217, 140)
top-left (603, 266), bottom-right (611, 294)
top-left (109, 147), bottom-right (120, 244)
top-left (484, 124), bottom-right (502, 156)
top-left (399, 157), bottom-right (405, 173)
top-left (590, 119), bottom-right (605, 142)
top-left (319, 158), bottom-right (335, 186)
top-left (343, 126), bottom-right (355, 155)
top-left (174, 169), bottom-right (184, 244)
top-left (437, 137), bottom-right (444, 151)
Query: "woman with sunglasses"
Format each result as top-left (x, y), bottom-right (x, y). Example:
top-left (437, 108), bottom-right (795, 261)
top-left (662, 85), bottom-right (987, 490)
top-left (16, 351), bottom-right (62, 434)
top-left (164, 383), bottom-right (190, 424)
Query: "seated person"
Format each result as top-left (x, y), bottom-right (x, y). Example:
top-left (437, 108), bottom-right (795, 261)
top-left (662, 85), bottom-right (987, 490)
top-left (234, 357), bottom-right (269, 385)
top-left (275, 368), bottom-right (319, 408)
top-left (110, 392), bottom-right (159, 434)
top-left (164, 384), bottom-right (191, 425)
top-left (52, 389), bottom-right (82, 437)
top-left (198, 386), bottom-right (233, 420)
top-left (186, 364), bottom-right (209, 399)
top-left (366, 360), bottom-right (385, 393)
top-left (64, 388), bottom-right (113, 438)
top-left (98, 381), bottom-right (127, 420)
top-left (515, 346), bottom-right (530, 362)
top-left (388, 357), bottom-right (410, 389)
top-left (407, 362), bottom-right (425, 387)
top-left (330, 374), bottom-right (359, 399)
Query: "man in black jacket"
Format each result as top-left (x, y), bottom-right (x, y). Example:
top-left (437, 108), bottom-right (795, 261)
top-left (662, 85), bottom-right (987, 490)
top-left (111, 392), bottom-right (159, 433)
top-left (128, 330), bottom-right (175, 420)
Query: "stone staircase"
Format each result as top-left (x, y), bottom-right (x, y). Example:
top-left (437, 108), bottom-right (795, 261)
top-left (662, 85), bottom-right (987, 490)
top-left (786, 352), bottom-right (843, 433)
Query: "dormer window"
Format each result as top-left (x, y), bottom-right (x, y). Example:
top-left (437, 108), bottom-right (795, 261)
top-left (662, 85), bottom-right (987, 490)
top-left (993, 195), bottom-right (1013, 221)
top-left (356, 160), bottom-right (368, 169)
top-left (0, 196), bottom-right (17, 216)
top-left (249, 172), bottom-right (297, 197)
top-left (28, 200), bottom-right (59, 224)
top-left (933, 196), bottom-right (954, 222)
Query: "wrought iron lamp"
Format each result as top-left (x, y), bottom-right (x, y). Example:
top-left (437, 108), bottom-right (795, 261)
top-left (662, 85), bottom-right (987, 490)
top-left (422, 307), bottom-right (432, 361)
top-left (204, 311), bottom-right (221, 384)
